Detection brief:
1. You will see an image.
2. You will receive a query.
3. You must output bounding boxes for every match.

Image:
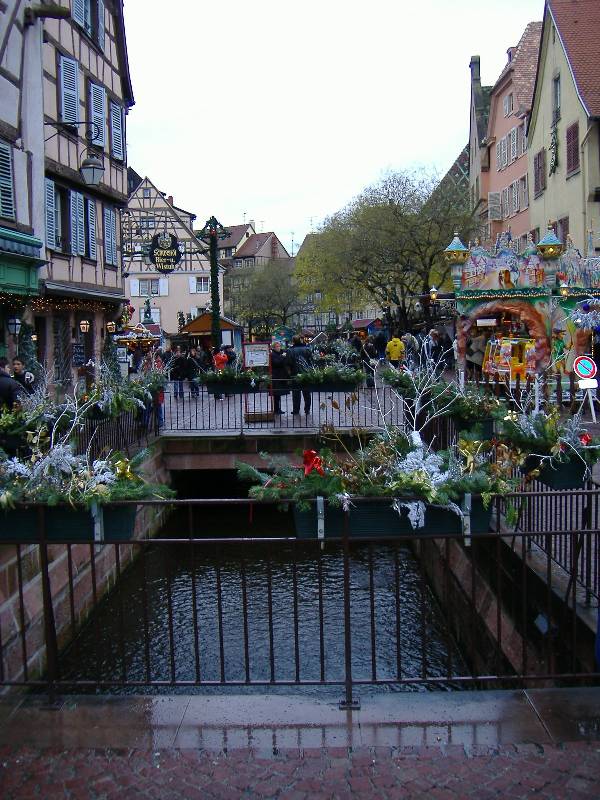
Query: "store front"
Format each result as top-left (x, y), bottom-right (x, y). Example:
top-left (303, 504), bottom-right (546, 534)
top-left (0, 226), bottom-right (44, 359)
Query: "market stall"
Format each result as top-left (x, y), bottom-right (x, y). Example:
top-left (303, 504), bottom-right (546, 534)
top-left (445, 230), bottom-right (600, 383)
top-left (176, 312), bottom-right (244, 353)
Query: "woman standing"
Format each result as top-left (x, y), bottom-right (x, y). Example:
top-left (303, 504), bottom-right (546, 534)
top-left (270, 341), bottom-right (290, 415)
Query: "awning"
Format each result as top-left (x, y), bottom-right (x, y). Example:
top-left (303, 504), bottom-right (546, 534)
top-left (0, 226), bottom-right (44, 264)
top-left (43, 281), bottom-right (125, 303)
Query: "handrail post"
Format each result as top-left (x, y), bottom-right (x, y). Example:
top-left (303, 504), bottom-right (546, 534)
top-left (38, 506), bottom-right (60, 706)
top-left (339, 508), bottom-right (359, 710)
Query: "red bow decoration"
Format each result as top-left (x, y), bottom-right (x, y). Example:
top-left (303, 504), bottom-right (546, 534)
top-left (303, 449), bottom-right (324, 477)
top-left (580, 433), bottom-right (592, 446)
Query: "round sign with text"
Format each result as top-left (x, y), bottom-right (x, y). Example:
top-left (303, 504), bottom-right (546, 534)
top-left (149, 232), bottom-right (182, 274)
top-left (573, 355), bottom-right (597, 380)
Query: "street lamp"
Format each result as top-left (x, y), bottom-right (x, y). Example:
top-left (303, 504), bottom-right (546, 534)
top-left (79, 319), bottom-right (91, 334)
top-left (197, 216), bottom-right (231, 348)
top-left (79, 151), bottom-right (104, 186)
top-left (559, 282), bottom-right (569, 298)
top-left (44, 121), bottom-right (105, 187)
top-left (429, 286), bottom-right (438, 302)
top-left (6, 316), bottom-right (21, 337)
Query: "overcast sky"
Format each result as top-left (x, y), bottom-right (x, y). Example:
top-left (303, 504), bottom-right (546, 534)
top-left (123, 0), bottom-right (544, 254)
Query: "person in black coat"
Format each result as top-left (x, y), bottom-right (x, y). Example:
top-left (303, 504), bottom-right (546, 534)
top-left (186, 347), bottom-right (202, 397)
top-left (0, 358), bottom-right (25, 410)
top-left (169, 346), bottom-right (186, 399)
top-left (270, 341), bottom-right (290, 415)
top-left (361, 336), bottom-right (378, 388)
top-left (288, 334), bottom-right (313, 415)
top-left (11, 357), bottom-right (35, 395)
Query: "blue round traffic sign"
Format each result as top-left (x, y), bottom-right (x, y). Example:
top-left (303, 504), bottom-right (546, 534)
top-left (573, 355), bottom-right (597, 379)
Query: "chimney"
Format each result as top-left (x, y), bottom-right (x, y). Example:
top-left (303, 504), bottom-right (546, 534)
top-left (507, 46), bottom-right (515, 63)
top-left (469, 56), bottom-right (480, 82)
top-left (167, 195), bottom-right (173, 206)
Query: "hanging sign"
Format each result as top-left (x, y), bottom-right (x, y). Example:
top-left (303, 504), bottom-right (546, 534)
top-left (573, 355), bottom-right (597, 380)
top-left (149, 232), bottom-right (181, 274)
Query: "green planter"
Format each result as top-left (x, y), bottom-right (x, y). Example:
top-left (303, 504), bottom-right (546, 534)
top-left (0, 505), bottom-right (138, 542)
top-left (297, 382), bottom-right (361, 393)
top-left (103, 505), bottom-right (137, 542)
top-left (294, 501), bottom-right (408, 538)
top-left (0, 507), bottom-right (94, 542)
top-left (452, 416), bottom-right (494, 439)
top-left (522, 455), bottom-right (587, 489)
top-left (422, 505), bottom-right (463, 535)
top-left (469, 497), bottom-right (493, 534)
top-left (205, 382), bottom-right (260, 395)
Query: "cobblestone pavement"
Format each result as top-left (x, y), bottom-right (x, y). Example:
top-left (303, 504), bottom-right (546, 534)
top-left (1, 741), bottom-right (600, 799)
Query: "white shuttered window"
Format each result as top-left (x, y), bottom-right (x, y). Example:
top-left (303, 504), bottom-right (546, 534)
top-left (487, 192), bottom-right (502, 221)
top-left (0, 141), bottom-right (15, 220)
top-left (89, 83), bottom-right (106, 146)
top-left (60, 56), bottom-right (79, 125)
top-left (110, 102), bottom-right (124, 160)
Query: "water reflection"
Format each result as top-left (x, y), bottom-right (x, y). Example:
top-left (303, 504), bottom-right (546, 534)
top-left (60, 535), bottom-right (468, 694)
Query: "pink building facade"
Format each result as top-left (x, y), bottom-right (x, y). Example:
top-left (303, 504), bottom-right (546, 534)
top-left (485, 22), bottom-right (542, 251)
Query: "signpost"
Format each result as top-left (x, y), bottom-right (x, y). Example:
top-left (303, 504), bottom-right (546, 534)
top-left (574, 355), bottom-right (598, 422)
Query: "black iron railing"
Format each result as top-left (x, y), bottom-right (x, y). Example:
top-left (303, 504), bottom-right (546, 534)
top-left (1, 497), bottom-right (599, 706)
top-left (75, 406), bottom-right (159, 460)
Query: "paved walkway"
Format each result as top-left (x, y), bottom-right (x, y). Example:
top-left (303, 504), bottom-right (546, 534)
top-left (1, 688), bottom-right (600, 797)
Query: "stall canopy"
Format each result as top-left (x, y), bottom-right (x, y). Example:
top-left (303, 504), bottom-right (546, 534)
top-left (178, 312), bottom-right (244, 350)
top-left (352, 318), bottom-right (386, 336)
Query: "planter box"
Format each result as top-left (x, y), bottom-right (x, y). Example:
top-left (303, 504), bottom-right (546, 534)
top-left (0, 507), bottom-right (93, 542)
top-left (0, 506), bottom-right (137, 542)
top-left (452, 416), bottom-right (494, 439)
top-left (522, 456), bottom-right (587, 490)
top-left (293, 498), bottom-right (486, 538)
top-left (205, 383), bottom-right (261, 395)
top-left (103, 506), bottom-right (137, 542)
top-left (295, 382), bottom-right (361, 393)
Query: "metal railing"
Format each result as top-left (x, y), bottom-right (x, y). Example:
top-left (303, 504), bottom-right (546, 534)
top-left (75, 405), bottom-right (159, 460)
top-left (1, 497), bottom-right (598, 706)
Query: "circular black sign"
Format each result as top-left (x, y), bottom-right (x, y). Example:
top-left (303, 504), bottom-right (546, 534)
top-left (149, 232), bottom-right (182, 274)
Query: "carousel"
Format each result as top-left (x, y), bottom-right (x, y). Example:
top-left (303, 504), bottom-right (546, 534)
top-left (445, 227), bottom-right (600, 383)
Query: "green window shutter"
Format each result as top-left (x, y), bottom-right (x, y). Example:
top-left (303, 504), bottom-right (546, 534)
top-left (0, 141), bottom-right (15, 220)
top-left (45, 178), bottom-right (56, 248)
top-left (60, 56), bottom-right (79, 125)
top-left (89, 83), bottom-right (106, 146)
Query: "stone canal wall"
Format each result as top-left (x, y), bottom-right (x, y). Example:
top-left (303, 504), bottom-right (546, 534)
top-left (0, 446), bottom-right (171, 689)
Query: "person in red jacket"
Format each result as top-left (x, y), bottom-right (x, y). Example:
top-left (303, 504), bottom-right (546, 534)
top-left (212, 346), bottom-right (228, 400)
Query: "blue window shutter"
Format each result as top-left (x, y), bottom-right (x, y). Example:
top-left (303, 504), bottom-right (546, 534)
top-left (110, 102), bottom-right (124, 160)
top-left (89, 83), bottom-right (105, 146)
top-left (71, 191), bottom-right (85, 255)
top-left (87, 198), bottom-right (97, 259)
top-left (104, 206), bottom-right (116, 264)
top-left (45, 178), bottom-right (56, 249)
top-left (0, 141), bottom-right (15, 220)
top-left (72, 0), bottom-right (86, 27)
top-left (60, 56), bottom-right (79, 125)
top-left (97, 0), bottom-right (105, 50)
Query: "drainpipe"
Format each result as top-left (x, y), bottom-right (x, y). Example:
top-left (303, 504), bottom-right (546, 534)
top-left (580, 123), bottom-right (594, 247)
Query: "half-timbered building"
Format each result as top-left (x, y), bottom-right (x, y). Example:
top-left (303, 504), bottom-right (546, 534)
top-left (0, 0), bottom-right (134, 382)
top-left (123, 175), bottom-right (223, 336)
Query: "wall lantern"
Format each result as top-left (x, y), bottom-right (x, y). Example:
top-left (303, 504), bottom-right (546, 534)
top-left (6, 316), bottom-right (21, 337)
top-left (559, 282), bottom-right (569, 297)
top-left (537, 224), bottom-right (564, 260)
top-left (79, 319), bottom-right (91, 334)
top-left (79, 151), bottom-right (105, 186)
top-left (106, 321), bottom-right (116, 334)
top-left (31, 334), bottom-right (38, 342)
top-left (429, 286), bottom-right (438, 302)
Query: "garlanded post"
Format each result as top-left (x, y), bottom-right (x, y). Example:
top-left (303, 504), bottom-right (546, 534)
top-left (197, 216), bottom-right (230, 349)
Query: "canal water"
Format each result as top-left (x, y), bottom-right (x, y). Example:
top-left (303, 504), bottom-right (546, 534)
top-left (58, 472), bottom-right (468, 695)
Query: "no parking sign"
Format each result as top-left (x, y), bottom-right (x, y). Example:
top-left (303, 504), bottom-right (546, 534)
top-left (574, 355), bottom-right (597, 380)
top-left (574, 355), bottom-right (598, 423)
